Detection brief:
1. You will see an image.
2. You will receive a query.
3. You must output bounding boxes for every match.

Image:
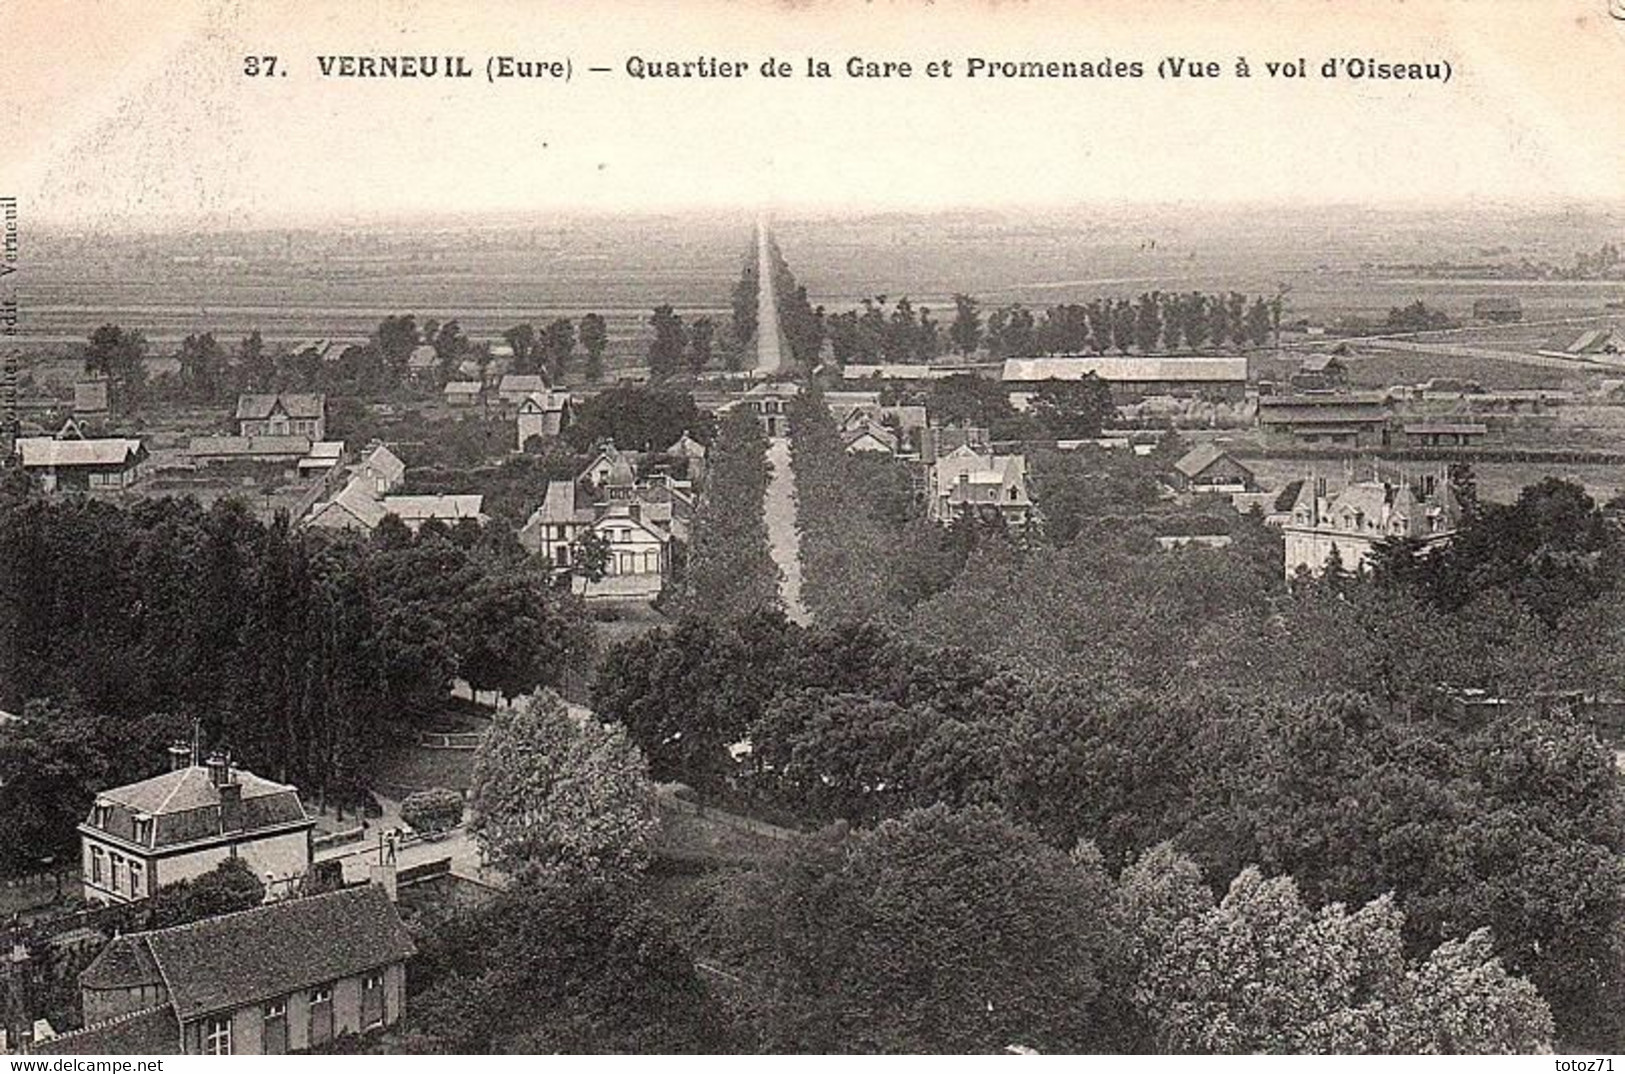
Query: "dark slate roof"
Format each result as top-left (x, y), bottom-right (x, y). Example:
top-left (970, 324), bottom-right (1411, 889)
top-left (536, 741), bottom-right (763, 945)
top-left (87, 766), bottom-right (311, 850)
top-left (1174, 442), bottom-right (1226, 479)
top-left (145, 885), bottom-right (416, 1020)
top-left (80, 935), bottom-right (163, 991)
top-left (32, 1005), bottom-right (180, 1055)
top-left (235, 393), bottom-right (325, 421)
top-left (1273, 479), bottom-right (1306, 513)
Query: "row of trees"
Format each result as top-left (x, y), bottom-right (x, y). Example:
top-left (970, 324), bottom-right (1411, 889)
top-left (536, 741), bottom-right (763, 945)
top-left (730, 242), bottom-right (1281, 371)
top-left (818, 290), bottom-right (1284, 367)
top-left (0, 491), bottom-right (592, 875)
top-left (765, 238), bottom-right (825, 366)
top-left (666, 406), bottom-right (780, 619)
top-left (646, 306), bottom-right (722, 379)
top-left (787, 390), bottom-right (1006, 621)
top-left (957, 291), bottom-right (1280, 359)
top-left (79, 310), bottom-right (619, 413)
top-left (825, 295), bottom-right (942, 365)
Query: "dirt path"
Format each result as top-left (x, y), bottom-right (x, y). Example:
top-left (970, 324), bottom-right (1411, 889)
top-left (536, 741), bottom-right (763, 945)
top-left (764, 437), bottom-right (810, 624)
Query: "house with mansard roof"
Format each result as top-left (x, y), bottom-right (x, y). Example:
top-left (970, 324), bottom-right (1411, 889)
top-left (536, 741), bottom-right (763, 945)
top-left (32, 885), bottom-right (414, 1055)
top-left (79, 752), bottom-right (314, 907)
top-left (1282, 469), bottom-right (1461, 578)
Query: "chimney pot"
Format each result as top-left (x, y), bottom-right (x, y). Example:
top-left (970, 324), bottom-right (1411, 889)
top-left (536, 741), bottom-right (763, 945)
top-left (206, 752), bottom-right (232, 787)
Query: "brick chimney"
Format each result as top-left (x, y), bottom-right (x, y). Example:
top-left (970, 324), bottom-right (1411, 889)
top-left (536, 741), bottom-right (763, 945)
top-left (218, 781), bottom-right (243, 833)
top-left (206, 751), bottom-right (231, 787)
top-left (167, 742), bottom-right (192, 772)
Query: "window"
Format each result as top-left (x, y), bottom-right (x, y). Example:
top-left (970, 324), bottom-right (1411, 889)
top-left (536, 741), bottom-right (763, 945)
top-left (92, 803), bottom-right (111, 828)
top-left (361, 973), bottom-right (385, 1028)
top-left (203, 1015), bottom-right (232, 1055)
top-left (91, 846), bottom-right (105, 884)
top-left (262, 999), bottom-right (289, 1056)
top-left (309, 985), bottom-right (335, 1046)
top-left (133, 816), bottom-right (153, 845)
top-left (110, 853), bottom-right (123, 894)
top-left (128, 861), bottom-right (144, 898)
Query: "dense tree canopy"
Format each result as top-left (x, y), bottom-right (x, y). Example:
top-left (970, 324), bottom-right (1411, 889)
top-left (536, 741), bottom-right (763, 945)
top-left (405, 876), bottom-right (733, 1053)
top-left (146, 857), bottom-right (267, 929)
top-left (470, 691), bottom-right (655, 880)
top-left (1136, 863), bottom-right (1553, 1053)
top-left (0, 494), bottom-right (593, 870)
top-left (714, 805), bottom-right (1114, 1053)
top-left (561, 385), bottom-right (714, 454)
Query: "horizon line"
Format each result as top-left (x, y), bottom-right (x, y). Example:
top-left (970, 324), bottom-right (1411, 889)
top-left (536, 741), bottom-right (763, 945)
top-left (23, 196), bottom-right (1625, 238)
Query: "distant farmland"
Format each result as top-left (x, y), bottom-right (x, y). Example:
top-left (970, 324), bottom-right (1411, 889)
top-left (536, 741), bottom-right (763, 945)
top-left (17, 205), bottom-right (1625, 379)
top-left (18, 215), bottom-right (755, 360)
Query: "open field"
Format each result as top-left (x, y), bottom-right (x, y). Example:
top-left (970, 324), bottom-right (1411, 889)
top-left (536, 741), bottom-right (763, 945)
top-left (16, 206), bottom-right (1623, 365)
top-left (774, 205), bottom-right (1625, 321)
top-left (16, 214), bottom-right (757, 379)
top-left (1334, 349), bottom-right (1607, 392)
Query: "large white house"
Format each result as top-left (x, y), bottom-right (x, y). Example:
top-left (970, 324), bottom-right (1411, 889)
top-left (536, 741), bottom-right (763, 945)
top-left (1282, 470), bottom-right (1462, 577)
top-left (80, 753), bottom-right (314, 905)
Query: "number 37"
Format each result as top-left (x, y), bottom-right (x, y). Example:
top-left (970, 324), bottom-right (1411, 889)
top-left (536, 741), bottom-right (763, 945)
top-left (243, 56), bottom-right (280, 76)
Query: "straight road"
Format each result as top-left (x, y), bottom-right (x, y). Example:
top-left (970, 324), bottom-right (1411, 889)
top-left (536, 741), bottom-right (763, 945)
top-left (753, 218), bottom-right (809, 621)
top-left (764, 436), bottom-right (810, 625)
top-left (755, 216), bottom-right (787, 377)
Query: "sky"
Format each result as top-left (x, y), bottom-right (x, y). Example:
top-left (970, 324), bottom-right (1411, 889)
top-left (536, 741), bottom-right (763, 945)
top-left (2, 0), bottom-right (1623, 230)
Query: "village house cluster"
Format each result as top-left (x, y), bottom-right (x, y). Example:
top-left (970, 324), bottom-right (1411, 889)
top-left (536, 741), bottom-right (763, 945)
top-left (517, 439), bottom-right (701, 601)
